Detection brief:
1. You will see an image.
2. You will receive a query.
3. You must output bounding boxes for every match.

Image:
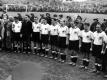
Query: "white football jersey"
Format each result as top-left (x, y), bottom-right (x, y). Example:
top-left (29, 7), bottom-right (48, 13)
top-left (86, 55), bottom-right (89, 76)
top-left (49, 25), bottom-right (59, 35)
top-left (32, 22), bottom-right (41, 32)
top-left (93, 31), bottom-right (107, 45)
top-left (80, 30), bottom-right (93, 43)
top-left (69, 27), bottom-right (80, 41)
top-left (40, 24), bottom-right (50, 35)
top-left (12, 21), bottom-right (22, 33)
top-left (58, 26), bottom-right (68, 37)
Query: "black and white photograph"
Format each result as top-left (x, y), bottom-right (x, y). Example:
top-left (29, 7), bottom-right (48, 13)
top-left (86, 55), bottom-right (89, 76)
top-left (0, 0), bottom-right (107, 80)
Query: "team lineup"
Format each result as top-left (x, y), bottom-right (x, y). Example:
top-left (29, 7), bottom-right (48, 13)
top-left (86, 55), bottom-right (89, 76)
top-left (1, 11), bottom-right (107, 78)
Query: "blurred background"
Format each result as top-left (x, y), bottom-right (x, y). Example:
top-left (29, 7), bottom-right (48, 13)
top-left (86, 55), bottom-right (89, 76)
top-left (0, 0), bottom-right (106, 14)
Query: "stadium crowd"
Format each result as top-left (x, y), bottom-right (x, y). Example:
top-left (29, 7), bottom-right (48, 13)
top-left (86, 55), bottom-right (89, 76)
top-left (3, 4), bottom-right (107, 14)
top-left (0, 0), bottom-right (107, 14)
top-left (0, 10), bottom-right (107, 78)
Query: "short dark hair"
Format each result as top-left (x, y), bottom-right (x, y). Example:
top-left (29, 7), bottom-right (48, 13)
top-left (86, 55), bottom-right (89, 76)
top-left (46, 13), bottom-right (50, 16)
top-left (84, 23), bottom-right (90, 26)
top-left (53, 14), bottom-right (57, 17)
top-left (66, 16), bottom-right (70, 18)
top-left (34, 16), bottom-right (38, 19)
top-left (14, 16), bottom-right (19, 20)
top-left (93, 18), bottom-right (98, 21)
top-left (25, 14), bottom-right (30, 18)
top-left (59, 14), bottom-right (63, 17)
top-left (31, 13), bottom-right (34, 15)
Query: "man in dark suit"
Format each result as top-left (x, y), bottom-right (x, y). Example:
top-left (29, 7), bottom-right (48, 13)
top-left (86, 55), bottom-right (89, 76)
top-left (21, 15), bottom-right (33, 53)
top-left (45, 13), bottom-right (52, 25)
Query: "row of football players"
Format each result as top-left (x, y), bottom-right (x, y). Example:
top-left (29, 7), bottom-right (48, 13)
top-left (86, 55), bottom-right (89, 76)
top-left (11, 16), bottom-right (107, 77)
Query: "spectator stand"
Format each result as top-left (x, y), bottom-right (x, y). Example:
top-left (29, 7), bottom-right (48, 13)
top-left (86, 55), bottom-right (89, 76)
top-left (3, 4), bottom-right (28, 12)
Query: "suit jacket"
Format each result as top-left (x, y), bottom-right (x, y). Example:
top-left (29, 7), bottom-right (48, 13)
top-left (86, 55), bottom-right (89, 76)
top-left (21, 20), bottom-right (33, 35)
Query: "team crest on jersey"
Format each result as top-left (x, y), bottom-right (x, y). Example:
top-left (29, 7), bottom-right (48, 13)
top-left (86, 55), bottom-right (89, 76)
top-left (45, 28), bottom-right (47, 30)
top-left (99, 37), bottom-right (103, 40)
top-left (37, 26), bottom-right (40, 29)
top-left (87, 35), bottom-right (90, 38)
top-left (62, 30), bottom-right (66, 33)
top-left (18, 26), bottom-right (20, 28)
top-left (74, 31), bottom-right (77, 34)
top-left (54, 29), bottom-right (56, 31)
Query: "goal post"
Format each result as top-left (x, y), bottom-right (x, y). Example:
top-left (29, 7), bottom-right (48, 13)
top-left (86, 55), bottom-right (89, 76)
top-left (3, 4), bottom-right (28, 12)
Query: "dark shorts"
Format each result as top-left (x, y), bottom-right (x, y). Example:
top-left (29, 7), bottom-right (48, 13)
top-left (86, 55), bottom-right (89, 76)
top-left (50, 35), bottom-right (58, 46)
top-left (41, 34), bottom-right (49, 44)
top-left (81, 42), bottom-right (91, 53)
top-left (58, 37), bottom-right (66, 49)
top-left (32, 32), bottom-right (40, 42)
top-left (92, 44), bottom-right (103, 59)
top-left (12, 32), bottom-right (20, 41)
top-left (68, 40), bottom-right (79, 51)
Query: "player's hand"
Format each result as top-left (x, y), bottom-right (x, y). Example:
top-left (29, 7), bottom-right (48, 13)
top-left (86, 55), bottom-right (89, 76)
top-left (79, 44), bottom-right (81, 48)
top-left (31, 34), bottom-right (32, 37)
top-left (101, 50), bottom-right (105, 55)
top-left (66, 41), bottom-right (69, 45)
top-left (0, 37), bottom-right (1, 40)
top-left (90, 48), bottom-right (92, 51)
top-left (20, 34), bottom-right (22, 38)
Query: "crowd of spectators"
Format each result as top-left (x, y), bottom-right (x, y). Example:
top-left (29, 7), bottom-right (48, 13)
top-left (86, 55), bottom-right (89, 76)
top-left (0, 0), bottom-right (107, 14)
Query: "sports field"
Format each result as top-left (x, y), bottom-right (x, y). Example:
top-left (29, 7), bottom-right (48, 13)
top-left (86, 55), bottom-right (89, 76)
top-left (0, 12), bottom-right (107, 80)
top-left (1, 12), bottom-right (107, 23)
top-left (1, 50), bottom-right (106, 80)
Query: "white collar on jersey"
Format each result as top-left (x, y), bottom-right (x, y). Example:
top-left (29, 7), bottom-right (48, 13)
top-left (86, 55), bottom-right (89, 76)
top-left (96, 30), bottom-right (103, 33)
top-left (15, 21), bottom-right (19, 24)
